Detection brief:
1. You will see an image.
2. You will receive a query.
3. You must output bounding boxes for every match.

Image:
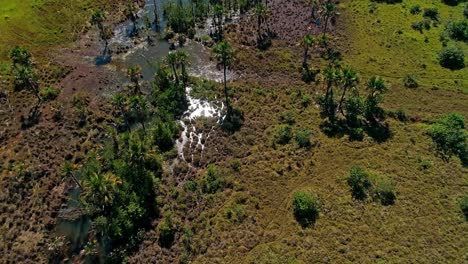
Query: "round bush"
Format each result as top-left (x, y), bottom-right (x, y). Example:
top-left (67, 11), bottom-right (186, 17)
top-left (460, 196), bottom-right (468, 220)
top-left (292, 191), bottom-right (319, 226)
top-left (439, 46), bottom-right (465, 70)
top-left (347, 166), bottom-right (372, 200)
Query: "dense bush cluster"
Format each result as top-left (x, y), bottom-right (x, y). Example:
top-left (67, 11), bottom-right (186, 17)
top-left (292, 191), bottom-right (320, 226)
top-left (439, 46), bottom-right (465, 69)
top-left (445, 20), bottom-right (468, 42)
top-left (346, 166), bottom-right (396, 205)
top-left (428, 113), bottom-right (468, 166)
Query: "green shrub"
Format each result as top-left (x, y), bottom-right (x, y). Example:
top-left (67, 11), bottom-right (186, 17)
top-left (464, 3), bottom-right (468, 18)
top-left (347, 166), bottom-right (372, 200)
top-left (438, 46), bottom-right (465, 69)
top-left (442, 0), bottom-right (465, 6)
top-left (395, 108), bottom-right (409, 122)
top-left (40, 86), bottom-right (59, 101)
top-left (423, 8), bottom-right (439, 21)
top-left (412, 20), bottom-right (431, 32)
top-left (292, 191), bottom-right (319, 226)
top-left (274, 125), bottom-right (293, 145)
top-left (445, 20), bottom-right (468, 42)
top-left (410, 5), bottom-right (421, 14)
top-left (403, 74), bottom-right (419, 88)
top-left (280, 111), bottom-right (296, 125)
top-left (460, 196), bottom-right (468, 220)
top-left (295, 129), bottom-right (311, 148)
top-left (184, 180), bottom-right (197, 192)
top-left (153, 121), bottom-right (174, 151)
top-left (201, 164), bottom-right (226, 194)
top-left (428, 113), bottom-right (468, 166)
top-left (372, 176), bottom-right (396, 206)
top-left (158, 218), bottom-right (175, 247)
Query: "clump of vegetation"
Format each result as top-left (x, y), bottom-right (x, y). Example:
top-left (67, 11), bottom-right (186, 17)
top-left (347, 166), bottom-right (372, 200)
top-left (373, 176), bottom-right (396, 205)
top-left (292, 191), bottom-right (319, 227)
top-left (295, 129), bottom-right (312, 149)
top-left (410, 5), bottom-right (421, 14)
top-left (158, 217), bottom-right (175, 247)
top-left (39, 86), bottom-right (59, 101)
top-left (201, 164), bottom-right (228, 194)
top-left (460, 196), bottom-right (468, 220)
top-left (428, 113), bottom-right (468, 166)
top-left (444, 20), bottom-right (468, 42)
top-left (438, 46), bottom-right (465, 69)
top-left (442, 0), bottom-right (466, 6)
top-left (464, 3), bottom-right (468, 18)
top-left (403, 74), bottom-right (419, 88)
top-left (346, 166), bottom-right (396, 205)
top-left (274, 125), bottom-right (293, 145)
top-left (423, 7), bottom-right (440, 21)
top-left (412, 19), bottom-right (432, 33)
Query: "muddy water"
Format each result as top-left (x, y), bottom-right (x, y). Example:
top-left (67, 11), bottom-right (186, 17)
top-left (56, 0), bottom-right (234, 259)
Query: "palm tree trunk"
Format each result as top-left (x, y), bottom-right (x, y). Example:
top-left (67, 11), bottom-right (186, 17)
top-left (223, 64), bottom-right (231, 117)
top-left (172, 64), bottom-right (179, 84)
top-left (338, 86), bottom-right (347, 115)
top-left (303, 46), bottom-right (309, 68)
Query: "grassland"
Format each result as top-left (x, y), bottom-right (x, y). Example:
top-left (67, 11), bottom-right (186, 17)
top-left (339, 0), bottom-right (467, 92)
top-left (0, 0), bottom-right (124, 72)
top-left (167, 1), bottom-right (468, 263)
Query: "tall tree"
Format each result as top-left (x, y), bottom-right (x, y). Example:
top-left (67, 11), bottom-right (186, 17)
top-left (127, 65), bottom-right (143, 95)
top-left (175, 50), bottom-right (189, 87)
top-left (165, 52), bottom-right (180, 84)
top-left (255, 2), bottom-right (268, 46)
top-left (301, 34), bottom-right (316, 69)
top-left (338, 67), bottom-right (358, 114)
top-left (91, 10), bottom-right (108, 47)
top-left (213, 41), bottom-right (235, 117)
top-left (322, 1), bottom-right (339, 38)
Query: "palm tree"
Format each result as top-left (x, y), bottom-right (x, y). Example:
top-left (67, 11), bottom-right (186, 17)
top-left (322, 1), bottom-right (339, 38)
top-left (129, 95), bottom-right (149, 131)
top-left (126, 1), bottom-right (139, 35)
top-left (127, 65), bottom-right (143, 95)
top-left (322, 66), bottom-right (341, 117)
top-left (365, 76), bottom-right (387, 121)
top-left (153, 0), bottom-right (160, 30)
top-left (111, 93), bottom-right (131, 131)
top-left (338, 67), bottom-right (358, 114)
top-left (166, 52), bottom-right (180, 84)
top-left (213, 41), bottom-right (235, 117)
top-left (255, 3), bottom-right (268, 46)
top-left (91, 10), bottom-right (108, 47)
top-left (175, 50), bottom-right (190, 87)
top-left (213, 4), bottom-right (224, 41)
top-left (82, 172), bottom-right (122, 212)
top-left (301, 34), bottom-right (316, 69)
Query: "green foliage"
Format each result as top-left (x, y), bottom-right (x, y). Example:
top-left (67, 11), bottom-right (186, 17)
top-left (439, 46), bottom-right (465, 69)
top-left (442, 0), bottom-right (467, 6)
top-left (201, 164), bottom-right (226, 194)
top-left (347, 167), bottom-right (396, 205)
top-left (274, 125), bottom-right (293, 145)
top-left (163, 0), bottom-right (194, 34)
top-left (403, 74), bottom-right (419, 88)
top-left (39, 86), bottom-right (59, 101)
top-left (153, 121), bottom-right (175, 151)
top-left (412, 19), bottom-right (432, 32)
top-left (295, 129), bottom-right (312, 149)
top-left (184, 180), bottom-right (198, 192)
top-left (464, 3), bottom-right (468, 18)
top-left (158, 217), bottom-right (175, 247)
top-left (423, 8), bottom-right (440, 21)
top-left (460, 196), bottom-right (468, 220)
top-left (428, 113), bottom-right (468, 166)
top-left (410, 5), bottom-right (421, 14)
top-left (445, 20), bottom-right (468, 42)
top-left (372, 175), bottom-right (396, 205)
top-left (347, 166), bottom-right (372, 200)
top-left (292, 191), bottom-right (319, 226)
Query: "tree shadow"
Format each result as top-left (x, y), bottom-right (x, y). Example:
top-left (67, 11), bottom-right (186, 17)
top-left (95, 46), bottom-right (112, 66)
